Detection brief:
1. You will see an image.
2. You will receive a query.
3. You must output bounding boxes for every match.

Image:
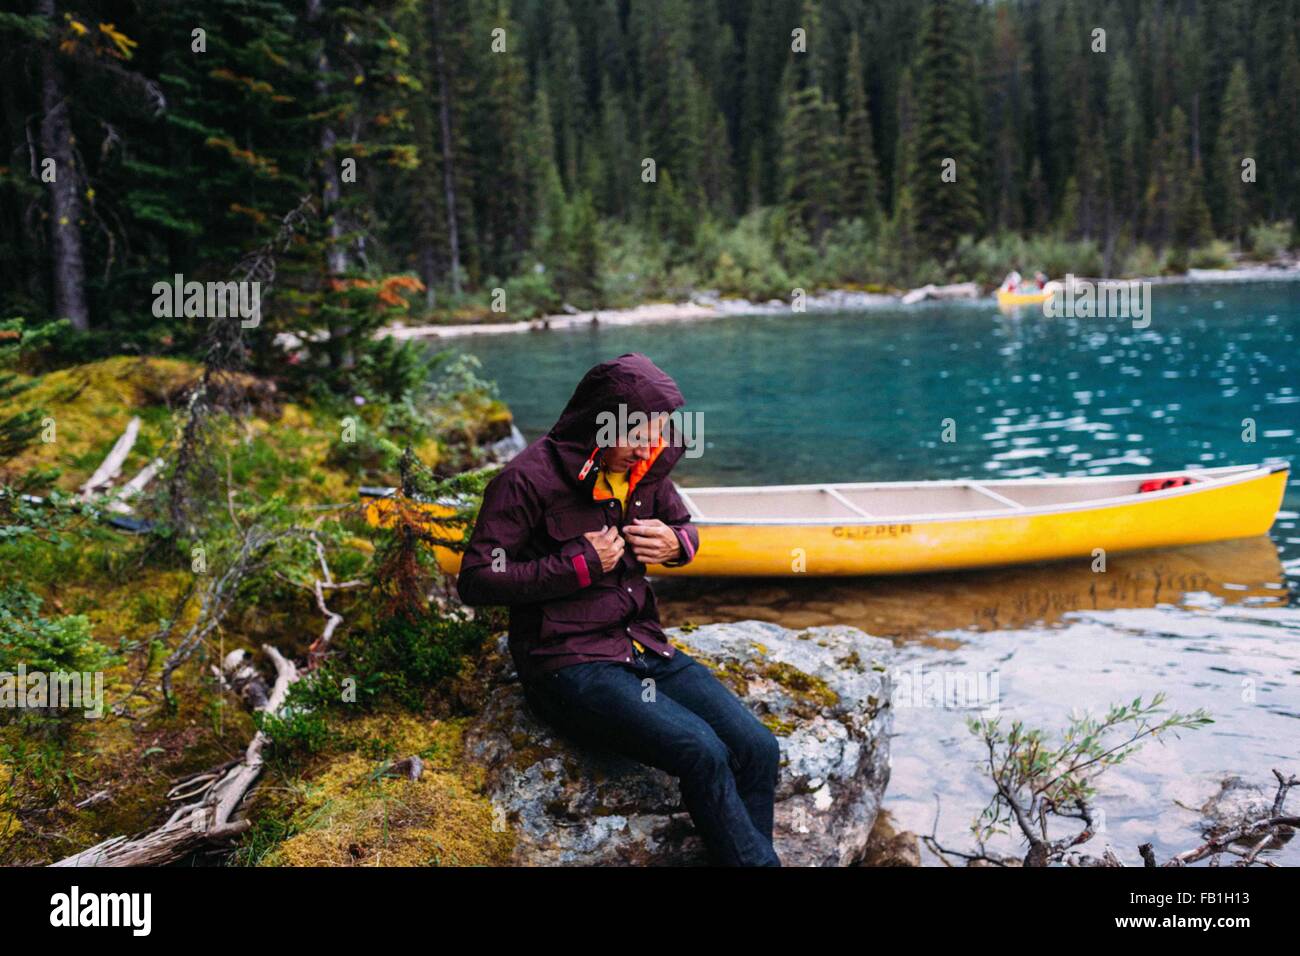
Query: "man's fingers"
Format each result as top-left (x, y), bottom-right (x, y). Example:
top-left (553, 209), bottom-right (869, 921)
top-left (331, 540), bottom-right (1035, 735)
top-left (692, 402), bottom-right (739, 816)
top-left (622, 524), bottom-right (661, 539)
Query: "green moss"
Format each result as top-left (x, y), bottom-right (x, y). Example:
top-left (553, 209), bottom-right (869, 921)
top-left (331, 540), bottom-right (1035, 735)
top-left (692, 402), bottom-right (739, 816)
top-left (2, 354), bottom-right (516, 865)
top-left (836, 650), bottom-right (862, 672)
top-left (755, 660), bottom-right (839, 712)
top-left (254, 713), bottom-right (513, 866)
top-left (670, 639), bottom-right (838, 730)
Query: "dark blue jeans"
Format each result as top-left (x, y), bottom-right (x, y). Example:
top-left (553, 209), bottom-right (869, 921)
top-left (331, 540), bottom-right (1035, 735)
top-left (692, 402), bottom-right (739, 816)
top-left (523, 648), bottom-right (782, 866)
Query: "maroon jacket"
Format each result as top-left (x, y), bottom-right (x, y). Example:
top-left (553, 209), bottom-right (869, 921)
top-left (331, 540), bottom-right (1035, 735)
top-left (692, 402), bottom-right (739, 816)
top-left (456, 354), bottom-right (700, 681)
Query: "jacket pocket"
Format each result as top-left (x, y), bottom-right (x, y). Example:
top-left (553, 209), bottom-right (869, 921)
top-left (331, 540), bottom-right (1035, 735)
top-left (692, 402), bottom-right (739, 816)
top-left (537, 588), bottom-right (624, 648)
top-left (544, 505), bottom-right (606, 543)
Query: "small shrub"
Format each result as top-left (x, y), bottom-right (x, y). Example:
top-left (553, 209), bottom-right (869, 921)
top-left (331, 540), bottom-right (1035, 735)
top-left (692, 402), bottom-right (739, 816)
top-left (1247, 220), bottom-right (1294, 260)
top-left (341, 611), bottom-right (489, 712)
top-left (0, 586), bottom-right (119, 674)
top-left (257, 704), bottom-right (335, 755)
top-left (1188, 239), bottom-right (1234, 269)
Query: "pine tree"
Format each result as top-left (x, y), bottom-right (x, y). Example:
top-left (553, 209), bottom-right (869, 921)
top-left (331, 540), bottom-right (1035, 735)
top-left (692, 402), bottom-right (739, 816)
top-left (842, 32), bottom-right (883, 232)
top-left (985, 3), bottom-right (1027, 233)
top-left (778, 2), bottom-right (845, 244)
top-left (1176, 158), bottom-right (1214, 250)
top-left (464, 0), bottom-right (532, 279)
top-left (1141, 117), bottom-right (1175, 248)
top-left (1273, 29), bottom-right (1300, 223)
top-left (1215, 60), bottom-right (1256, 245)
top-left (1105, 54), bottom-right (1142, 237)
top-left (890, 66), bottom-right (919, 247)
top-left (911, 0), bottom-right (982, 260)
top-left (542, 0), bottom-right (584, 190)
top-left (740, 0), bottom-right (799, 208)
top-left (632, 0), bottom-right (695, 196)
top-left (565, 189), bottom-right (602, 305)
top-left (531, 89), bottom-right (570, 284)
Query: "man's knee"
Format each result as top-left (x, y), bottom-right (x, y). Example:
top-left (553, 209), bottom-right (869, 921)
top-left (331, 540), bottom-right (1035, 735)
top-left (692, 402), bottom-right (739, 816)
top-left (672, 731), bottom-right (732, 783)
top-left (750, 724), bottom-right (781, 777)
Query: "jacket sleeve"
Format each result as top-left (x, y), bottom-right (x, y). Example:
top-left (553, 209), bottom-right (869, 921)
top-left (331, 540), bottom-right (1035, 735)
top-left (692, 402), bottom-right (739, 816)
top-left (655, 479), bottom-right (699, 568)
top-left (456, 473), bottom-right (604, 606)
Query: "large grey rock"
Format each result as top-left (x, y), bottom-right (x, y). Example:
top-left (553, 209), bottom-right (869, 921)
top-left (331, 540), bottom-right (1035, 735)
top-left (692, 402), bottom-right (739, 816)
top-left (463, 620), bottom-right (893, 866)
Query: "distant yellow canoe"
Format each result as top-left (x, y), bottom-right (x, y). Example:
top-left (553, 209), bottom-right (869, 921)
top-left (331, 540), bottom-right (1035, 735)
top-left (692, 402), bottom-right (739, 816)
top-left (361, 463), bottom-right (1289, 578)
top-left (996, 287), bottom-right (1054, 308)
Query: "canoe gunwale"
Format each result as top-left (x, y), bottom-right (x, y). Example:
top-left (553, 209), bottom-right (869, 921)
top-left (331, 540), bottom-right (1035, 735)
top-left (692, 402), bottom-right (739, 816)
top-left (677, 463), bottom-right (1289, 527)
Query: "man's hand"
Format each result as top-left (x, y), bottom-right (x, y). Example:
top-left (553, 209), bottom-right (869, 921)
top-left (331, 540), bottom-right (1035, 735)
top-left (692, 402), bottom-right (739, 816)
top-left (623, 518), bottom-right (682, 565)
top-left (583, 525), bottom-right (625, 572)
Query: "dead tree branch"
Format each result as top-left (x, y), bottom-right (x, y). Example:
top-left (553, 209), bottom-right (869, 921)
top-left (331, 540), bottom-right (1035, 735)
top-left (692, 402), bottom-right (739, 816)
top-left (78, 416), bottom-right (140, 499)
top-left (52, 645), bottom-right (298, 867)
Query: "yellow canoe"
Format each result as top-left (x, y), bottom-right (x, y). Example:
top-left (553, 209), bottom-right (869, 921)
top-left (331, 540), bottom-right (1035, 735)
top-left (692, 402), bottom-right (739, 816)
top-left (996, 287), bottom-right (1054, 308)
top-left (362, 463), bottom-right (1289, 578)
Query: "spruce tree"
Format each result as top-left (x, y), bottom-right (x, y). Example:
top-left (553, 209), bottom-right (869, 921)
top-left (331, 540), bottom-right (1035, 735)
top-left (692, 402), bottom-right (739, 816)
top-left (911, 0), bottom-right (982, 260)
top-left (842, 32), bottom-right (883, 233)
top-left (1215, 60), bottom-right (1256, 245)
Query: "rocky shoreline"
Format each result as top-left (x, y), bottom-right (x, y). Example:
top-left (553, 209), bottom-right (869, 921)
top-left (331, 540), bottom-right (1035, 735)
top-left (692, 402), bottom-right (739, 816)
top-left (379, 262), bottom-right (1300, 341)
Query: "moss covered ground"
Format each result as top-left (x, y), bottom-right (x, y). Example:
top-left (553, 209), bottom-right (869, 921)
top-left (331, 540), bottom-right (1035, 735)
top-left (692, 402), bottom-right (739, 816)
top-left (0, 356), bottom-right (513, 866)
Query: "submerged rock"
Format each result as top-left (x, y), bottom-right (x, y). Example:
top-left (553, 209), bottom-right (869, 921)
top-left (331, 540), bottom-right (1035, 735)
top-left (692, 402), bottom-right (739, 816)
top-left (463, 620), bottom-right (893, 866)
top-left (1199, 775), bottom-right (1296, 848)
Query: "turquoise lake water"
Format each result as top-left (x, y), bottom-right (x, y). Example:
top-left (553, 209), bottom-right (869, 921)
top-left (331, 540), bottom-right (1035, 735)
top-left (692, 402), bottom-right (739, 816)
top-left (446, 279), bottom-right (1300, 865)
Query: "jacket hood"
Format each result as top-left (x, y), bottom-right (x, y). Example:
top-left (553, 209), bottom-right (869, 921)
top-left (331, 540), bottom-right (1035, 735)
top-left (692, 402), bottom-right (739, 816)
top-left (546, 353), bottom-right (687, 492)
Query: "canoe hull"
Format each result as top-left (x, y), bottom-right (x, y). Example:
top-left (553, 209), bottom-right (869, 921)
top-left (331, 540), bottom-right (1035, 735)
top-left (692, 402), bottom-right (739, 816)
top-left (997, 289), bottom-right (1053, 308)
top-left (367, 466), bottom-right (1288, 578)
top-left (656, 467), bottom-right (1287, 576)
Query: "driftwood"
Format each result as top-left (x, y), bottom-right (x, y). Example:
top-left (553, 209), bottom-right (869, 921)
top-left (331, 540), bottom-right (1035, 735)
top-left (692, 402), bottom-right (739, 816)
top-left (1160, 770), bottom-right (1299, 867)
top-left (52, 644), bottom-right (298, 867)
top-left (900, 281), bottom-right (981, 305)
top-left (216, 648), bottom-right (270, 710)
top-left (105, 456), bottom-right (164, 514)
top-left (78, 416), bottom-right (141, 499)
top-left (54, 528), bottom-right (357, 866)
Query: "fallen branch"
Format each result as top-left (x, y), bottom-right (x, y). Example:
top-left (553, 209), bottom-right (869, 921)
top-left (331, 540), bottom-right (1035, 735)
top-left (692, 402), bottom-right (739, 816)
top-left (106, 456), bottom-right (164, 514)
top-left (78, 416), bottom-right (141, 499)
top-left (1164, 769), bottom-right (1298, 867)
top-left (305, 532), bottom-right (362, 667)
top-left (52, 644), bottom-right (298, 867)
top-left (214, 649), bottom-right (269, 710)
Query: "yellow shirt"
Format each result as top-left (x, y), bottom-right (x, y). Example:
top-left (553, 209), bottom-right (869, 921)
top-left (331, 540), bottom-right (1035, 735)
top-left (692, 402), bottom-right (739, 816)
top-left (596, 467), bottom-right (643, 652)
top-left (597, 466), bottom-right (631, 508)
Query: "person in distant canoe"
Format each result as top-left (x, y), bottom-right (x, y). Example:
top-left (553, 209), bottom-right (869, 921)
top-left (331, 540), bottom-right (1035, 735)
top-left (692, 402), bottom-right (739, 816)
top-left (1000, 269), bottom-right (1023, 293)
top-left (457, 353), bottom-right (782, 867)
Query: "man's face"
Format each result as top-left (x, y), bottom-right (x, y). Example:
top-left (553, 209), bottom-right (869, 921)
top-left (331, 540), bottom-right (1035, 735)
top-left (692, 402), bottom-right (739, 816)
top-left (602, 412), bottom-right (667, 473)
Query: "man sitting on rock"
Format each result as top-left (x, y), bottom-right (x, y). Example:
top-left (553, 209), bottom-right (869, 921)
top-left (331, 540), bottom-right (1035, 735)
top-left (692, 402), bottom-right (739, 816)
top-left (457, 353), bottom-right (781, 866)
